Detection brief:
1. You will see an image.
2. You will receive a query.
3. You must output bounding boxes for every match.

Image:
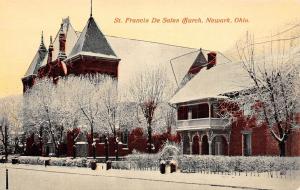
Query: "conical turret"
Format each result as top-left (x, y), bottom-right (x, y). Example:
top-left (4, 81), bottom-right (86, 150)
top-left (57, 23), bottom-right (67, 60)
top-left (47, 36), bottom-right (54, 64)
top-left (39, 31), bottom-right (47, 52)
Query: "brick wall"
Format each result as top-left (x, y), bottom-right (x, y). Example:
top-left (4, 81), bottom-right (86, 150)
top-left (229, 118), bottom-right (244, 156)
top-left (228, 115), bottom-right (300, 156)
top-left (286, 128), bottom-right (300, 156)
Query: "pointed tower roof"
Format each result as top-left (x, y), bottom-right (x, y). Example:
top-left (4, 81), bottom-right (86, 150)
top-left (57, 23), bottom-right (67, 60)
top-left (24, 32), bottom-right (47, 77)
top-left (67, 16), bottom-right (118, 60)
top-left (39, 31), bottom-right (46, 50)
top-left (40, 17), bottom-right (79, 67)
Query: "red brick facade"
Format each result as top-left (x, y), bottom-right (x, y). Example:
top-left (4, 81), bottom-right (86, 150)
top-left (176, 100), bottom-right (300, 157)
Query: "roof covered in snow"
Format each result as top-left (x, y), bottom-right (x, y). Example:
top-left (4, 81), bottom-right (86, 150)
top-left (106, 36), bottom-right (198, 89)
top-left (25, 18), bottom-right (199, 83)
top-left (169, 60), bottom-right (253, 104)
top-left (25, 17), bottom-right (233, 94)
top-left (67, 16), bottom-right (118, 60)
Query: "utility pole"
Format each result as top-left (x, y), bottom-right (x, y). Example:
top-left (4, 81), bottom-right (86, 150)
top-left (6, 169), bottom-right (8, 190)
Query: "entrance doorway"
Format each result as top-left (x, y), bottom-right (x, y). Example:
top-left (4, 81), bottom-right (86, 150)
top-left (201, 135), bottom-right (209, 155)
top-left (183, 133), bottom-right (190, 154)
top-left (192, 135), bottom-right (200, 154)
top-left (212, 135), bottom-right (228, 155)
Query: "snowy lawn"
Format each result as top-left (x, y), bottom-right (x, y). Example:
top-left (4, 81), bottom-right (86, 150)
top-left (0, 163), bottom-right (299, 190)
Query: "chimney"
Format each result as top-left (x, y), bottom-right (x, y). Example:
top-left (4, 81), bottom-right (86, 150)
top-left (207, 52), bottom-right (217, 69)
top-left (58, 23), bottom-right (67, 60)
top-left (47, 36), bottom-right (54, 64)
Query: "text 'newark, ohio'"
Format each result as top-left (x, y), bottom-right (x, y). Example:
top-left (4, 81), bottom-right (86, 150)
top-left (114, 17), bottom-right (249, 24)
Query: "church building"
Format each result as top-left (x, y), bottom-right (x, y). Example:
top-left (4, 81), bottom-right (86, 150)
top-left (22, 5), bottom-right (300, 157)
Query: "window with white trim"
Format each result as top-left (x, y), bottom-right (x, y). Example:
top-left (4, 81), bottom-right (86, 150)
top-left (243, 133), bottom-right (252, 156)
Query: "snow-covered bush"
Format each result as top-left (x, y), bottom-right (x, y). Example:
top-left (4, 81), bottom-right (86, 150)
top-left (18, 156), bottom-right (47, 165)
top-left (159, 141), bottom-right (181, 162)
top-left (126, 151), bottom-right (160, 170)
top-left (17, 156), bottom-right (51, 166)
top-left (49, 157), bottom-right (67, 166)
top-left (111, 161), bottom-right (131, 170)
top-left (180, 155), bottom-right (300, 174)
top-left (64, 158), bottom-right (90, 167)
top-left (14, 156), bottom-right (90, 168)
top-left (121, 143), bottom-right (180, 171)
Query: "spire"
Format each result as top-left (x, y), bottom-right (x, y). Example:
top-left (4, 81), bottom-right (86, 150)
top-left (49, 35), bottom-right (53, 49)
top-left (24, 33), bottom-right (48, 77)
top-left (90, 0), bottom-right (93, 17)
top-left (59, 23), bottom-right (63, 33)
top-left (58, 23), bottom-right (67, 60)
top-left (39, 31), bottom-right (46, 51)
top-left (47, 36), bottom-right (54, 64)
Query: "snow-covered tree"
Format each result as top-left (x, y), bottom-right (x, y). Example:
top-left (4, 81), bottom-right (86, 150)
top-left (23, 78), bottom-right (83, 156)
top-left (128, 67), bottom-right (172, 153)
top-left (96, 76), bottom-right (122, 159)
top-left (221, 32), bottom-right (300, 156)
top-left (0, 95), bottom-right (23, 161)
top-left (74, 74), bottom-right (107, 140)
top-left (154, 102), bottom-right (177, 134)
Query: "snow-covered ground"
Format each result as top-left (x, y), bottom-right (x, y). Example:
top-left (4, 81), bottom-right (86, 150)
top-left (0, 164), bottom-right (299, 190)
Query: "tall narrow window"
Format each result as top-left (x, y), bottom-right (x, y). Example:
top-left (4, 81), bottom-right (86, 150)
top-left (243, 133), bottom-right (252, 156)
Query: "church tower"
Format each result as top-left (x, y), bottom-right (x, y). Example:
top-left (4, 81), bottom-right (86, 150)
top-left (22, 32), bottom-right (47, 92)
top-left (65, 10), bottom-right (120, 78)
top-left (22, 1), bottom-right (120, 93)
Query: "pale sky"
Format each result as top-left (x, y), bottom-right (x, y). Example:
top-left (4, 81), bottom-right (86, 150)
top-left (0, 0), bottom-right (299, 97)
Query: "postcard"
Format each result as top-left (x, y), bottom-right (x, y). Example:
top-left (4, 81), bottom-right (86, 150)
top-left (0, 0), bottom-right (299, 190)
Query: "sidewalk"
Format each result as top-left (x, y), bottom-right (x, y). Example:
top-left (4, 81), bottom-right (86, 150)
top-left (1, 164), bottom-right (300, 190)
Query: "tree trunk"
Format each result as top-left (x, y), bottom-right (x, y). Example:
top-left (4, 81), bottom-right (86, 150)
top-left (147, 126), bottom-right (152, 153)
top-left (56, 146), bottom-right (60, 157)
top-left (4, 124), bottom-right (8, 162)
top-left (90, 126), bottom-right (94, 142)
top-left (115, 137), bottom-right (119, 161)
top-left (104, 137), bottom-right (109, 161)
top-left (73, 144), bottom-right (76, 158)
top-left (51, 133), bottom-right (59, 157)
top-left (93, 144), bottom-right (96, 159)
top-left (39, 127), bottom-right (43, 156)
top-left (279, 141), bottom-right (286, 157)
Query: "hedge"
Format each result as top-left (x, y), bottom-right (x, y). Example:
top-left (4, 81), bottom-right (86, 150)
top-left (15, 156), bottom-right (91, 168)
top-left (180, 155), bottom-right (300, 174)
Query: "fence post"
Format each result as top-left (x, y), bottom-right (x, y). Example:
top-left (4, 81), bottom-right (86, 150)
top-left (6, 169), bottom-right (8, 190)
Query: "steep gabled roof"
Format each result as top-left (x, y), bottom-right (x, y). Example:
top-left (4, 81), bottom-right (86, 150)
top-left (179, 50), bottom-right (208, 87)
top-left (169, 51), bottom-right (239, 104)
top-left (67, 17), bottom-right (118, 60)
top-left (24, 37), bottom-right (47, 77)
top-left (189, 50), bottom-right (208, 72)
top-left (169, 60), bottom-right (253, 104)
